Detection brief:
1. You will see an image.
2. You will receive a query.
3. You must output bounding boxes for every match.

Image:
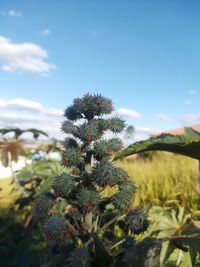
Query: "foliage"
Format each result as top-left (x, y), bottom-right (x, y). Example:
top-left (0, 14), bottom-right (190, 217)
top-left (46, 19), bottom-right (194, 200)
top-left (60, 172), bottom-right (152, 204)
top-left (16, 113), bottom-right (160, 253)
top-left (0, 127), bottom-right (48, 139)
top-left (33, 93), bottom-right (149, 266)
top-left (0, 139), bottom-right (26, 167)
top-left (148, 206), bottom-right (200, 266)
top-left (115, 127), bottom-right (200, 161)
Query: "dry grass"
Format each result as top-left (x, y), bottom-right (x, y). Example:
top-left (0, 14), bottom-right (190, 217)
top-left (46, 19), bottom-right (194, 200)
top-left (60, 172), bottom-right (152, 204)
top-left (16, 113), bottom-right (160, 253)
top-left (116, 152), bottom-right (199, 210)
top-left (0, 177), bottom-right (18, 208)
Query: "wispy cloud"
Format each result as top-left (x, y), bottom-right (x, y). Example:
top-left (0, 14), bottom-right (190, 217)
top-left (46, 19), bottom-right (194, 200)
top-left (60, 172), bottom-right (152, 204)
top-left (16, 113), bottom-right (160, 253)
top-left (0, 98), bottom-right (62, 116)
top-left (188, 90), bottom-right (196, 95)
top-left (180, 114), bottom-right (200, 124)
top-left (0, 98), bottom-right (43, 112)
top-left (117, 108), bottom-right (141, 119)
top-left (0, 98), bottom-right (64, 139)
top-left (41, 28), bottom-right (51, 36)
top-left (155, 113), bottom-right (171, 123)
top-left (121, 125), bottom-right (154, 146)
top-left (184, 100), bottom-right (192, 105)
top-left (1, 10), bottom-right (21, 17)
top-left (0, 36), bottom-right (55, 74)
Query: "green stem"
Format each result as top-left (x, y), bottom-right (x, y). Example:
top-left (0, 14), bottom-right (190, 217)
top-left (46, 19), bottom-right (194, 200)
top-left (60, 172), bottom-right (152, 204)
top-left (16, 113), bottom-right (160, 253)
top-left (10, 164), bottom-right (28, 197)
top-left (110, 238), bottom-right (126, 250)
top-left (99, 214), bottom-right (125, 233)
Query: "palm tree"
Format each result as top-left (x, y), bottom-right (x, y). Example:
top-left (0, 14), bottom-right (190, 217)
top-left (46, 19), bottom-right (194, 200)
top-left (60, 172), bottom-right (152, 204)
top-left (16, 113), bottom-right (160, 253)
top-left (0, 127), bottom-right (48, 196)
top-left (0, 127), bottom-right (48, 139)
top-left (0, 139), bottom-right (27, 196)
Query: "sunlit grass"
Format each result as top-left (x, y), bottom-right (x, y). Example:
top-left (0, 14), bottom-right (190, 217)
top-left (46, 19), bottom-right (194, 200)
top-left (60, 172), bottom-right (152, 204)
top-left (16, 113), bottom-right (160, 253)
top-left (116, 152), bottom-right (199, 211)
top-left (0, 177), bottom-right (18, 208)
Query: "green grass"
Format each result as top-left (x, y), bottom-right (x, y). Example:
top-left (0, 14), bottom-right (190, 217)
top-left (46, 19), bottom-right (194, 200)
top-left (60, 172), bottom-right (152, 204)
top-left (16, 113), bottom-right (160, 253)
top-left (116, 152), bottom-right (200, 210)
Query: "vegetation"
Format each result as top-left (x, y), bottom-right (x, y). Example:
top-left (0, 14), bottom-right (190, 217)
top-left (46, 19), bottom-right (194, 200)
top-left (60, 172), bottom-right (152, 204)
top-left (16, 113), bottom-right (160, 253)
top-left (33, 94), bottom-right (150, 266)
top-left (116, 152), bottom-right (199, 210)
top-left (0, 98), bottom-right (199, 266)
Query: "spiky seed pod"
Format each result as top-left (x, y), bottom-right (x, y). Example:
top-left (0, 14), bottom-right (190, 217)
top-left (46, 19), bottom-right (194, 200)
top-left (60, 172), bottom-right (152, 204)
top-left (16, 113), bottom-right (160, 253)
top-left (73, 94), bottom-right (113, 120)
top-left (92, 161), bottom-right (128, 187)
top-left (62, 148), bottom-right (83, 167)
top-left (52, 173), bottom-right (75, 198)
top-left (61, 121), bottom-right (80, 138)
top-left (76, 188), bottom-right (100, 212)
top-left (125, 208), bottom-right (150, 234)
top-left (113, 181), bottom-right (137, 210)
top-left (66, 248), bottom-right (91, 267)
top-left (64, 137), bottom-right (78, 149)
top-left (64, 105), bottom-right (80, 121)
top-left (32, 194), bottom-right (55, 221)
top-left (93, 94), bottom-right (113, 115)
top-left (97, 118), bottom-right (110, 133)
top-left (107, 116), bottom-right (126, 133)
top-left (43, 216), bottom-right (72, 242)
top-left (93, 138), bottom-right (122, 160)
top-left (79, 122), bottom-right (100, 143)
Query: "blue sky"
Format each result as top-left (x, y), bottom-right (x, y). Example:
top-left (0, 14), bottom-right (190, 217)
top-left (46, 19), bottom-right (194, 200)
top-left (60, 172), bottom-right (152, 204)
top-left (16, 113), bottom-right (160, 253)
top-left (0, 0), bottom-right (199, 141)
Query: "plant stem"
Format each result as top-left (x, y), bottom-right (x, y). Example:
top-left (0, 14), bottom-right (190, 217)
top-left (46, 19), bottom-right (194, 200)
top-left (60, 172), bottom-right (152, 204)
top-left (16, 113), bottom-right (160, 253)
top-left (110, 238), bottom-right (126, 250)
top-left (176, 249), bottom-right (183, 266)
top-left (100, 214), bottom-right (126, 233)
top-left (10, 163), bottom-right (28, 197)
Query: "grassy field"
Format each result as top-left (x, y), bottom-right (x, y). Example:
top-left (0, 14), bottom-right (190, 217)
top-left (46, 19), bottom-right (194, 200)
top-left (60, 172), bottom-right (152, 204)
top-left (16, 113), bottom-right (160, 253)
top-left (0, 152), bottom-right (199, 211)
top-left (116, 152), bottom-right (200, 211)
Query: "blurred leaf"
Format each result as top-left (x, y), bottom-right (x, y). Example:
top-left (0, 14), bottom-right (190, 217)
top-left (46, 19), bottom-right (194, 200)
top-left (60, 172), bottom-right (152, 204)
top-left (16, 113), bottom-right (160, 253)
top-left (160, 241), bottom-right (175, 265)
top-left (115, 127), bottom-right (200, 161)
top-left (93, 233), bottom-right (111, 267)
top-left (122, 237), bottom-right (162, 267)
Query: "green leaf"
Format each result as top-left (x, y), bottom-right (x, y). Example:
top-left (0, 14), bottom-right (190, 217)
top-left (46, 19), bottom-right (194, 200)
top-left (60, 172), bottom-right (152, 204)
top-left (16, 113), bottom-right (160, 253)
top-left (160, 240), bottom-right (175, 265)
top-left (93, 233), bottom-right (111, 267)
top-left (122, 237), bottom-right (162, 267)
top-left (174, 236), bottom-right (200, 253)
top-left (36, 176), bottom-right (54, 195)
top-left (115, 127), bottom-right (200, 161)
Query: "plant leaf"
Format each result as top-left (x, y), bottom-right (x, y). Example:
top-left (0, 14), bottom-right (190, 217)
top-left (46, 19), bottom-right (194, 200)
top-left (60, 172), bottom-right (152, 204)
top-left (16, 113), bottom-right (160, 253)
top-left (115, 127), bottom-right (200, 161)
top-left (160, 240), bottom-right (175, 265)
top-left (93, 233), bottom-right (111, 267)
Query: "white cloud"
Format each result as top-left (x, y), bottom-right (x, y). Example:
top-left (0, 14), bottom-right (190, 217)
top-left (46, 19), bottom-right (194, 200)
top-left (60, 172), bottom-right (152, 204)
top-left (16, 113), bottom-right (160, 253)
top-left (184, 100), bottom-right (192, 105)
top-left (155, 113), bottom-right (171, 123)
top-left (0, 112), bottom-right (63, 139)
top-left (41, 29), bottom-right (51, 36)
top-left (0, 98), bottom-right (65, 140)
top-left (0, 10), bottom-right (21, 17)
top-left (117, 108), bottom-right (141, 119)
top-left (8, 10), bottom-right (21, 17)
top-left (0, 113), bottom-right (44, 124)
top-left (188, 90), bottom-right (196, 95)
top-left (0, 98), bottom-right (43, 112)
top-left (180, 114), bottom-right (200, 124)
top-left (46, 108), bottom-right (64, 116)
top-left (121, 126), bottom-right (154, 146)
top-left (134, 126), bottom-right (154, 135)
top-left (0, 36), bottom-right (55, 74)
